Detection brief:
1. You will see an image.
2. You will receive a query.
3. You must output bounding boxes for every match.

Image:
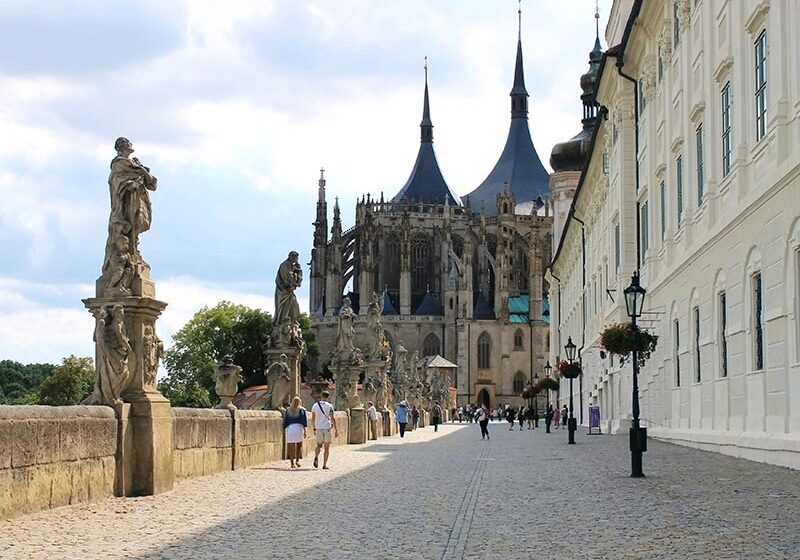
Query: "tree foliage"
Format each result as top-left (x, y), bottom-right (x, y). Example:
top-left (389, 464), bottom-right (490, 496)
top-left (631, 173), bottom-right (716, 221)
top-left (0, 360), bottom-right (55, 404)
top-left (158, 301), bottom-right (319, 408)
top-left (38, 355), bottom-right (95, 406)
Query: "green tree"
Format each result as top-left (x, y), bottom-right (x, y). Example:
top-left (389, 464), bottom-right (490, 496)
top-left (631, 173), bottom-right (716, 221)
top-left (159, 301), bottom-right (320, 408)
top-left (0, 360), bottom-right (55, 404)
top-left (38, 355), bottom-right (95, 406)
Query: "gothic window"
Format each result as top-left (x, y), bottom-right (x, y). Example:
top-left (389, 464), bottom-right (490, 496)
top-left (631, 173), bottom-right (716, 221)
top-left (411, 233), bottom-right (431, 298)
top-left (452, 234), bottom-right (464, 259)
top-left (477, 331), bottom-right (491, 369)
top-left (513, 246), bottom-right (529, 293)
top-left (513, 372), bottom-right (526, 394)
top-left (423, 333), bottom-right (440, 357)
top-left (513, 329), bottom-right (524, 351)
top-left (384, 234), bottom-right (400, 295)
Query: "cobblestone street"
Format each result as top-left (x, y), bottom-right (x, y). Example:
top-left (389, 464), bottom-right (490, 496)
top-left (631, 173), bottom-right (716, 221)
top-left (1, 422), bottom-right (798, 560)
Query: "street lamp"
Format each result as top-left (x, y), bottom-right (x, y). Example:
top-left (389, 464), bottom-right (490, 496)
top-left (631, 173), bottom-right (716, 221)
top-left (564, 337), bottom-right (578, 445)
top-left (624, 272), bottom-right (647, 478)
top-left (532, 372), bottom-right (540, 428)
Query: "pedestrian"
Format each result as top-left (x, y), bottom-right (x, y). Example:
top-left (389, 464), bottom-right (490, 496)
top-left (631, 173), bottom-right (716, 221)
top-left (311, 391), bottom-right (338, 470)
top-left (451, 407), bottom-right (456, 423)
top-left (554, 405), bottom-right (561, 429)
top-left (562, 404), bottom-right (569, 429)
top-left (431, 401), bottom-right (442, 432)
top-left (477, 405), bottom-right (490, 440)
top-left (545, 404), bottom-right (553, 433)
top-left (366, 401), bottom-right (379, 440)
top-left (412, 405), bottom-right (420, 430)
top-left (284, 396), bottom-right (308, 469)
top-left (527, 405), bottom-right (534, 430)
top-left (518, 406), bottom-right (525, 431)
top-left (396, 400), bottom-right (409, 438)
top-left (506, 405), bottom-right (516, 431)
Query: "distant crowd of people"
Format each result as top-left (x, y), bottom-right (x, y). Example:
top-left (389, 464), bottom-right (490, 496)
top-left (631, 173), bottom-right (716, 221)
top-left (448, 403), bottom-right (571, 439)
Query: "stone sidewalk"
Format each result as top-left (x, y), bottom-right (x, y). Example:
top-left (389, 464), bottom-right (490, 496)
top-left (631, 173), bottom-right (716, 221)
top-left (1, 421), bottom-right (798, 559)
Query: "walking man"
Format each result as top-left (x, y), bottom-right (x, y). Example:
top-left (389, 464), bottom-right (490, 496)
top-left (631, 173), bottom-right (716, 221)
top-left (396, 400), bottom-right (409, 438)
top-left (431, 401), bottom-right (442, 432)
top-left (366, 401), bottom-right (379, 440)
top-left (311, 391), bottom-right (338, 469)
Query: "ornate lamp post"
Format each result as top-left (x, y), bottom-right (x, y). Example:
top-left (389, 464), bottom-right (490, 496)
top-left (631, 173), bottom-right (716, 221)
top-left (564, 337), bottom-right (578, 445)
top-left (544, 361), bottom-right (552, 410)
top-left (624, 272), bottom-right (647, 478)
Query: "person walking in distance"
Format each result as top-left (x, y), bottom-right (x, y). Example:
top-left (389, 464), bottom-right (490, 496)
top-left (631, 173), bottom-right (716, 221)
top-left (411, 405), bottom-right (420, 430)
top-left (431, 401), bottom-right (443, 432)
top-left (396, 400), bottom-right (409, 438)
top-left (506, 405), bottom-right (516, 431)
top-left (561, 404), bottom-right (569, 429)
top-left (366, 401), bottom-right (379, 441)
top-left (545, 404), bottom-right (554, 433)
top-left (518, 406), bottom-right (525, 431)
top-left (284, 396), bottom-right (307, 469)
top-left (553, 405), bottom-right (561, 430)
top-left (477, 405), bottom-right (490, 440)
top-left (311, 391), bottom-right (338, 469)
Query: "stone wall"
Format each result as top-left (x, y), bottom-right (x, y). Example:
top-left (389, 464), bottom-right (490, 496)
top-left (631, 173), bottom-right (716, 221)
top-left (172, 408), bottom-right (233, 479)
top-left (0, 405), bottom-right (117, 519)
top-left (234, 410), bottom-right (284, 469)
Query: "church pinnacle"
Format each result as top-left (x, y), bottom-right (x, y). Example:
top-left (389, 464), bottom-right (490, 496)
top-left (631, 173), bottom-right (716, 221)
top-left (421, 56), bottom-right (433, 143)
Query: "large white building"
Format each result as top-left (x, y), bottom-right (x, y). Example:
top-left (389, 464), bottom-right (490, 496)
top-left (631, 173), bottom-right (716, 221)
top-left (548, 0), bottom-right (800, 469)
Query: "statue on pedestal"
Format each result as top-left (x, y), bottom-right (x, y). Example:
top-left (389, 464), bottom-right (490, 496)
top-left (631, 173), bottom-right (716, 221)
top-left (84, 305), bottom-right (131, 405)
top-left (272, 251), bottom-right (304, 349)
top-left (366, 292), bottom-right (390, 361)
top-left (214, 355), bottom-right (242, 409)
top-left (142, 324), bottom-right (164, 389)
top-left (265, 353), bottom-right (293, 410)
top-left (99, 137), bottom-right (158, 297)
top-left (330, 296), bottom-right (363, 366)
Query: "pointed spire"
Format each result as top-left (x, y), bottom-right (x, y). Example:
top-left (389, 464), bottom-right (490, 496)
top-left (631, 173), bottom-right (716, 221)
top-left (318, 167), bottom-right (326, 201)
top-left (593, 1), bottom-right (602, 55)
top-left (510, 2), bottom-right (529, 118)
top-left (421, 56), bottom-right (433, 143)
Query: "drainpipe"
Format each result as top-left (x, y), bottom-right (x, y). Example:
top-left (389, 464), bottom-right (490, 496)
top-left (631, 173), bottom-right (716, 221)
top-left (550, 271), bottom-right (562, 406)
top-left (570, 214), bottom-right (587, 424)
top-left (615, 61), bottom-right (642, 275)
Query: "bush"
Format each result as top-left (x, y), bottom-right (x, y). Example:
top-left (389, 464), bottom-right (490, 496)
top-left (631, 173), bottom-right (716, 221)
top-left (556, 360), bottom-right (582, 379)
top-left (536, 377), bottom-right (560, 392)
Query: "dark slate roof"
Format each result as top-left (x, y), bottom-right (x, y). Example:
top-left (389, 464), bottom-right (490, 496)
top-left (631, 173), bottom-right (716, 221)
top-left (382, 289), bottom-right (399, 315)
top-left (473, 290), bottom-right (495, 320)
top-left (391, 75), bottom-right (461, 206)
top-left (462, 39), bottom-right (550, 215)
top-left (414, 290), bottom-right (442, 315)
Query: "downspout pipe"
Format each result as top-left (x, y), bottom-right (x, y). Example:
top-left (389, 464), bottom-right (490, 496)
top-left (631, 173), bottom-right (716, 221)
top-left (550, 271), bottom-right (562, 406)
top-left (570, 214), bottom-right (586, 424)
top-left (615, 59), bottom-right (642, 276)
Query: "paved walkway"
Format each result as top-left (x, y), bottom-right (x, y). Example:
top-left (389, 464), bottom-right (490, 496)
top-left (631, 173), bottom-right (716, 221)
top-left (1, 421), bottom-right (799, 560)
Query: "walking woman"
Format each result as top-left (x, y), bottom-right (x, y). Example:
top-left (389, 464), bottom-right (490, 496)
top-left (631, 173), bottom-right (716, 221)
top-left (284, 396), bottom-right (308, 469)
top-left (553, 405), bottom-right (561, 430)
top-left (477, 405), bottom-right (490, 440)
top-left (518, 406), bottom-right (525, 431)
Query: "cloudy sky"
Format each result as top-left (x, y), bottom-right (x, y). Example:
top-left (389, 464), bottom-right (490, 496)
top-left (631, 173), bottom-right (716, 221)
top-left (0, 0), bottom-right (611, 364)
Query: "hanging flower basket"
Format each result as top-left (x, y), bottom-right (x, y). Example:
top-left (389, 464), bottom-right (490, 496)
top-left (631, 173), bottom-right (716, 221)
top-left (557, 360), bottom-right (582, 379)
top-left (600, 322), bottom-right (659, 366)
top-left (536, 377), bottom-right (560, 392)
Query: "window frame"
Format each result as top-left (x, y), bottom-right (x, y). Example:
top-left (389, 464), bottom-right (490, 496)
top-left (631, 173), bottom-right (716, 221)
top-left (754, 30), bottom-right (767, 141)
top-left (752, 272), bottom-right (765, 370)
top-left (675, 319), bottom-right (681, 387)
top-left (477, 331), bottom-right (491, 370)
top-left (660, 180), bottom-right (667, 241)
top-left (676, 155), bottom-right (684, 224)
top-left (696, 124), bottom-right (704, 205)
top-left (721, 82), bottom-right (732, 176)
top-left (719, 291), bottom-right (728, 377)
top-left (640, 201), bottom-right (650, 264)
top-left (694, 306), bottom-right (701, 383)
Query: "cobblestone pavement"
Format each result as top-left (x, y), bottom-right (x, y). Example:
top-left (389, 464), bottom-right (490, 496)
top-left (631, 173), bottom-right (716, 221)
top-left (1, 421), bottom-right (799, 560)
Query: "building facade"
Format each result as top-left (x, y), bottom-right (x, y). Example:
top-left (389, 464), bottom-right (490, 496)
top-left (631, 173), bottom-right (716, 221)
top-left (548, 0), bottom-right (800, 469)
top-left (308, 30), bottom-right (571, 408)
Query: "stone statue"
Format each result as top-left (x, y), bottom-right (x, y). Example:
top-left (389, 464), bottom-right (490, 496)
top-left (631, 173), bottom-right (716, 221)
top-left (142, 324), bottom-right (164, 388)
top-left (392, 340), bottom-right (409, 401)
top-left (334, 371), bottom-right (353, 410)
top-left (84, 305), bottom-right (132, 405)
top-left (214, 355), bottom-right (242, 409)
top-left (99, 137), bottom-right (158, 297)
top-left (272, 251), bottom-right (303, 348)
top-left (265, 353), bottom-right (293, 409)
top-left (366, 292), bottom-right (389, 361)
top-left (335, 297), bottom-right (356, 354)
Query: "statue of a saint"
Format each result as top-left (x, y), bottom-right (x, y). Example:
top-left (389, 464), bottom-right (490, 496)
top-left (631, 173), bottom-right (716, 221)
top-left (265, 354), bottom-right (293, 409)
top-left (100, 137), bottom-right (158, 296)
top-left (272, 251), bottom-right (303, 347)
top-left (84, 305), bottom-right (132, 405)
top-left (334, 297), bottom-right (357, 355)
top-left (366, 292), bottom-right (388, 361)
top-left (142, 324), bottom-right (164, 388)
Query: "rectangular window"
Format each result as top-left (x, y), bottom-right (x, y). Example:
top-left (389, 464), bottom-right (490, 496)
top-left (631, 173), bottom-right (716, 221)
top-left (719, 291), bottom-right (728, 377)
top-left (753, 272), bottom-right (765, 370)
top-left (603, 152), bottom-right (609, 175)
top-left (673, 3), bottom-right (681, 46)
top-left (676, 155), bottom-right (684, 224)
top-left (640, 202), bottom-right (649, 265)
top-left (755, 30), bottom-right (767, 141)
top-left (694, 306), bottom-right (701, 382)
top-left (660, 180), bottom-right (667, 241)
top-left (675, 319), bottom-right (681, 387)
top-left (614, 222), bottom-right (621, 271)
top-left (696, 124), bottom-right (704, 205)
top-left (721, 82), bottom-right (732, 176)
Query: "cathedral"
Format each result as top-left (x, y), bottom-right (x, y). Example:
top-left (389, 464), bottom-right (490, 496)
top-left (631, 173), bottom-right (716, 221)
top-left (308, 21), bottom-right (600, 408)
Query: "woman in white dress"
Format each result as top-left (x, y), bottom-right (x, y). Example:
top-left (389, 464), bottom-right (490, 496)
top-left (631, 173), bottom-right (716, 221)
top-left (283, 396), bottom-right (308, 469)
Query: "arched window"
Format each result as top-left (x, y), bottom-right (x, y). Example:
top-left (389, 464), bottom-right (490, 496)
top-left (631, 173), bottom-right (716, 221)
top-left (383, 234), bottom-right (400, 298)
top-left (411, 233), bottom-right (431, 305)
top-left (513, 329), bottom-right (524, 351)
top-left (477, 331), bottom-right (491, 369)
top-left (423, 333), bottom-right (440, 357)
top-left (513, 372), bottom-right (526, 394)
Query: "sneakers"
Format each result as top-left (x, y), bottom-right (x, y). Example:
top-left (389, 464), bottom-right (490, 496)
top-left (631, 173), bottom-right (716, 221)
top-left (313, 456), bottom-right (319, 469)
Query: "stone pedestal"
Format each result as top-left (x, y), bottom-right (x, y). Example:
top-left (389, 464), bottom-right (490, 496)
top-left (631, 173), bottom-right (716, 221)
top-left (84, 296), bottom-right (174, 497)
top-left (348, 408), bottom-right (367, 444)
top-left (330, 364), bottom-right (362, 411)
top-left (382, 410), bottom-right (396, 436)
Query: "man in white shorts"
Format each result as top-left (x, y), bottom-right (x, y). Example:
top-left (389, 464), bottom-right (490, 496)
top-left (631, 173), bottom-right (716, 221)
top-left (311, 391), bottom-right (338, 469)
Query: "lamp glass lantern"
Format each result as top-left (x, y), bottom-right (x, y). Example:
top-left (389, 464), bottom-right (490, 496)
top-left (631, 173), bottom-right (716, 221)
top-left (544, 361), bottom-right (552, 378)
top-left (624, 273), bottom-right (647, 319)
top-left (564, 337), bottom-right (577, 362)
